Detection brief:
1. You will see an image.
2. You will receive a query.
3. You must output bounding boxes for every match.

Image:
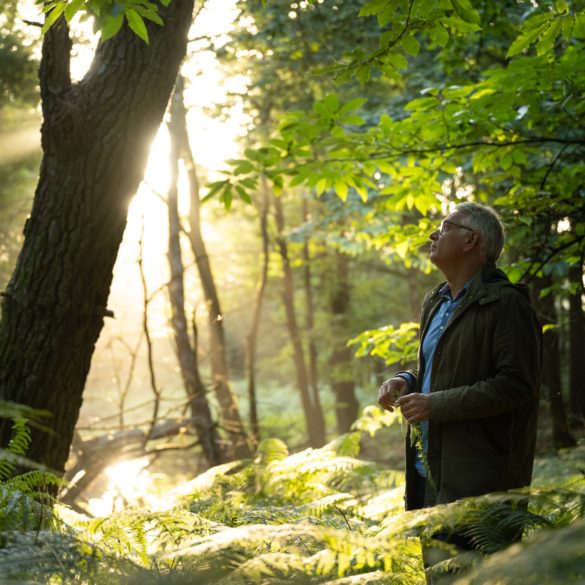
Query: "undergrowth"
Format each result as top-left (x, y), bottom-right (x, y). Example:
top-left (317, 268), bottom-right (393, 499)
top-left (0, 405), bottom-right (584, 584)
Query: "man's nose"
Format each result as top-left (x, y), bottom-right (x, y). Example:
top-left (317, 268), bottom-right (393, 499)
top-left (429, 229), bottom-right (439, 241)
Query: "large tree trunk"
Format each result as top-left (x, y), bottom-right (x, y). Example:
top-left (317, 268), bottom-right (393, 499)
top-left (246, 176), bottom-right (271, 447)
top-left (568, 260), bottom-right (585, 425)
top-left (0, 6), bottom-right (195, 475)
top-left (533, 274), bottom-right (576, 449)
top-left (329, 250), bottom-right (359, 434)
top-left (273, 193), bottom-right (326, 447)
top-left (171, 81), bottom-right (251, 460)
top-left (167, 82), bottom-right (223, 466)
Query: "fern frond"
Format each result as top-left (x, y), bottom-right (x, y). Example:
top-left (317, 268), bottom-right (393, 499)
top-left (0, 419), bottom-right (31, 482)
top-left (457, 518), bottom-right (585, 585)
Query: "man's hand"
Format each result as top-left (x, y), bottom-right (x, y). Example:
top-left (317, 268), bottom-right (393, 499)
top-left (395, 393), bottom-right (431, 423)
top-left (378, 377), bottom-right (407, 412)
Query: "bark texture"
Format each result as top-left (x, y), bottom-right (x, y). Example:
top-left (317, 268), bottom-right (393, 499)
top-left (301, 198), bottom-right (324, 429)
top-left (273, 194), bottom-right (326, 447)
top-left (246, 176), bottom-right (271, 446)
top-left (329, 251), bottom-right (359, 434)
top-left (167, 81), bottom-right (223, 466)
top-left (169, 80), bottom-right (251, 459)
top-left (0, 3), bottom-right (195, 474)
top-left (568, 261), bottom-right (585, 423)
top-left (534, 274), bottom-right (576, 449)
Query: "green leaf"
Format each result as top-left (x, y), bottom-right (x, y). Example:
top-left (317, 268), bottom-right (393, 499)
top-left (344, 115), bottom-right (365, 125)
top-left (377, 6), bottom-right (395, 28)
top-left (395, 240), bottom-right (408, 259)
top-left (339, 98), bottom-right (366, 115)
top-left (451, 0), bottom-right (481, 24)
top-left (64, 0), bottom-right (84, 22)
top-left (316, 177), bottom-right (329, 195)
top-left (358, 0), bottom-right (391, 17)
top-left (126, 8), bottom-right (149, 43)
top-left (233, 161), bottom-right (255, 175)
top-left (401, 34), bottom-right (420, 57)
top-left (41, 3), bottom-right (66, 33)
top-left (236, 185), bottom-right (252, 204)
top-left (561, 15), bottom-right (574, 41)
top-left (440, 16), bottom-right (481, 33)
top-left (334, 180), bottom-right (349, 200)
top-left (322, 94), bottom-right (339, 113)
top-left (429, 23), bottom-right (449, 46)
top-left (356, 64), bottom-right (371, 84)
top-left (386, 52), bottom-right (408, 69)
top-left (574, 13), bottom-right (585, 38)
top-left (536, 19), bottom-right (561, 55)
top-left (101, 13), bottom-right (124, 42)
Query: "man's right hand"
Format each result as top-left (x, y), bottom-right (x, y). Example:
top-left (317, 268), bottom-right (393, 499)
top-left (378, 377), bottom-right (407, 412)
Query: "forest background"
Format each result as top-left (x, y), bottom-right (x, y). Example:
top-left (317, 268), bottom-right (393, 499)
top-left (0, 0), bottom-right (584, 583)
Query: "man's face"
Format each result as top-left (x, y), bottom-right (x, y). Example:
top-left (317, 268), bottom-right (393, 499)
top-left (429, 212), bottom-right (475, 268)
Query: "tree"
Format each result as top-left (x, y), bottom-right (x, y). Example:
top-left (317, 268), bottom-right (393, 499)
top-left (212, 0), bottom-right (584, 446)
top-left (167, 77), bottom-right (223, 466)
top-left (0, 2), bottom-right (195, 475)
top-left (169, 75), bottom-right (251, 460)
top-left (273, 192), bottom-right (326, 447)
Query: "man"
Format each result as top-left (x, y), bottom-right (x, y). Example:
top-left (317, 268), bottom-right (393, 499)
top-left (378, 202), bottom-right (541, 582)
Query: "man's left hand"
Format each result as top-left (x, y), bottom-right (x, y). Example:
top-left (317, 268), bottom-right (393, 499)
top-left (395, 393), bottom-right (431, 423)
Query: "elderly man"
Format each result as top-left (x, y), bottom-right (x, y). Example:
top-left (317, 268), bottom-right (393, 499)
top-left (378, 202), bottom-right (541, 582)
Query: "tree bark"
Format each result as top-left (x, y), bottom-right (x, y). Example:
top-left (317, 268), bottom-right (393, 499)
top-left (533, 274), bottom-right (576, 449)
top-left (329, 250), bottom-right (359, 434)
top-left (273, 193), bottom-right (326, 447)
top-left (0, 4), bottom-right (195, 475)
top-left (245, 176), bottom-right (271, 447)
top-left (167, 80), bottom-right (223, 466)
top-left (568, 260), bottom-right (585, 424)
top-left (171, 81), bottom-right (251, 460)
top-left (301, 197), bottom-right (324, 429)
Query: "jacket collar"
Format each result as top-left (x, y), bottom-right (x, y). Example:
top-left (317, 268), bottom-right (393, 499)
top-left (426, 263), bottom-right (511, 311)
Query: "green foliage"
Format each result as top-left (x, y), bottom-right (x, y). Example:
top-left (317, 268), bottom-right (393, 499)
top-left (0, 33), bottom-right (38, 108)
top-left (349, 322), bottom-right (419, 368)
top-left (0, 437), bottom-right (583, 583)
top-left (211, 0), bottom-right (585, 291)
top-left (36, 0), bottom-right (172, 43)
top-left (0, 402), bottom-right (62, 536)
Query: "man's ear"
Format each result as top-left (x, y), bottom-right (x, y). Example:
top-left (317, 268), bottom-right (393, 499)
top-left (463, 232), bottom-right (480, 252)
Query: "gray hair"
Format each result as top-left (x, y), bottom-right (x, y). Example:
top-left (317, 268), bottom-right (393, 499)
top-left (455, 202), bottom-right (505, 263)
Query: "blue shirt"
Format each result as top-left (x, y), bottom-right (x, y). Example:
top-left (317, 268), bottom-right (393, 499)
top-left (399, 280), bottom-right (471, 477)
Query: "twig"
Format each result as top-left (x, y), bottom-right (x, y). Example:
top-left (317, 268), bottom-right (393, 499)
top-left (520, 236), bottom-right (584, 283)
top-left (333, 505), bottom-right (353, 531)
top-left (137, 216), bottom-right (162, 443)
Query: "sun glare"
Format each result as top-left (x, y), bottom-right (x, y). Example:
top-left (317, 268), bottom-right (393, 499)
top-left (86, 457), bottom-right (174, 517)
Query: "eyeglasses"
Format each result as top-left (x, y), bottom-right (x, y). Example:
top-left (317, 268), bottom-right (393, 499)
top-left (436, 219), bottom-right (475, 236)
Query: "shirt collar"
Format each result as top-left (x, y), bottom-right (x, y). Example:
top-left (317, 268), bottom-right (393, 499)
top-left (439, 273), bottom-right (477, 301)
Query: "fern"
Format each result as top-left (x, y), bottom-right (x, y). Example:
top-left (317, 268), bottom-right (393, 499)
top-left (0, 419), bottom-right (31, 482)
top-left (0, 431), bottom-right (582, 584)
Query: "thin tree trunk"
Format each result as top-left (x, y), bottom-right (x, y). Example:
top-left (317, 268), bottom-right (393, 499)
top-left (137, 220), bottom-right (162, 444)
top-left (273, 193), bottom-right (326, 447)
top-left (301, 197), bottom-right (323, 426)
top-left (568, 259), bottom-right (585, 425)
top-left (329, 251), bottom-right (359, 434)
top-left (245, 176), bottom-right (271, 447)
top-left (534, 274), bottom-right (576, 448)
top-left (166, 83), bottom-right (223, 466)
top-left (0, 5), bottom-right (194, 474)
top-left (171, 78), bottom-right (251, 459)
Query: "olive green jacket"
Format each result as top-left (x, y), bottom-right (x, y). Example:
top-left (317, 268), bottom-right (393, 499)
top-left (404, 263), bottom-right (542, 510)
